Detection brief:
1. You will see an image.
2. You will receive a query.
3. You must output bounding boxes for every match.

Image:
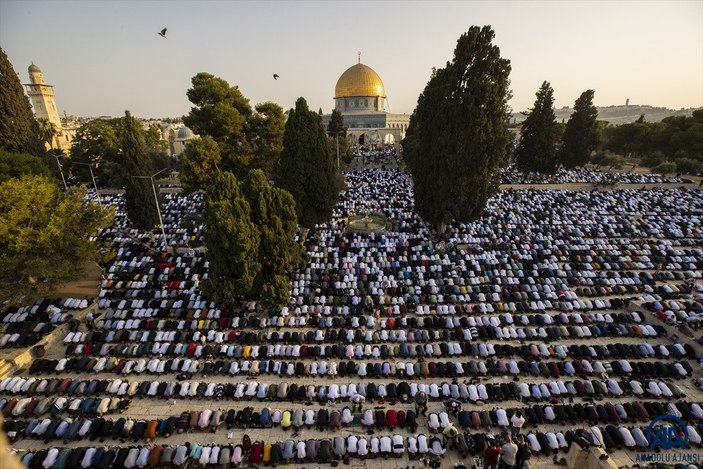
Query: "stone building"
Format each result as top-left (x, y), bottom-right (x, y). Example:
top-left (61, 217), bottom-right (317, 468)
top-left (24, 64), bottom-right (74, 152)
top-left (323, 57), bottom-right (410, 145)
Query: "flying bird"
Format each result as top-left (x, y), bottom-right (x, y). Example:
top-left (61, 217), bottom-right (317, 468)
top-left (158, 28), bottom-right (167, 38)
top-left (273, 74), bottom-right (279, 80)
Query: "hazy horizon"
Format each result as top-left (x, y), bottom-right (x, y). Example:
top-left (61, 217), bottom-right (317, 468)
top-left (1, 0), bottom-right (701, 119)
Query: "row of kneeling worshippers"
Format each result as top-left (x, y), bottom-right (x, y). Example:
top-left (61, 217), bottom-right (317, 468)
top-left (62, 320), bottom-right (666, 347)
top-left (5, 399), bottom-right (702, 441)
top-left (499, 164), bottom-right (684, 184)
top-left (0, 298), bottom-right (80, 349)
top-left (31, 353), bottom-right (696, 381)
top-left (1, 396), bottom-right (129, 418)
top-left (13, 422), bottom-right (703, 469)
top-left (2, 376), bottom-right (690, 402)
top-left (57, 332), bottom-right (694, 360)
top-left (69, 309), bottom-right (654, 337)
top-left (7, 398), bottom-right (703, 442)
top-left (14, 434), bottom-right (443, 469)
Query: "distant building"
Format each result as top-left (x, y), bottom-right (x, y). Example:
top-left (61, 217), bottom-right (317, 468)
top-left (172, 126), bottom-right (196, 157)
top-left (24, 63), bottom-right (73, 152)
top-left (322, 57), bottom-right (410, 145)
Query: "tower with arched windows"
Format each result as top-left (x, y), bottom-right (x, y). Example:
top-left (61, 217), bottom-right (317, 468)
top-left (24, 63), bottom-right (72, 151)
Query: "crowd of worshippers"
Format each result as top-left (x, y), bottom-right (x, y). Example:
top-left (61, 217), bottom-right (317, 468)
top-left (353, 144), bottom-right (398, 165)
top-left (0, 298), bottom-right (89, 349)
top-left (3, 369), bottom-right (693, 405)
top-left (5, 166), bottom-right (703, 468)
top-left (8, 398), bottom-right (703, 468)
top-left (13, 399), bottom-right (701, 443)
top-left (500, 164), bottom-right (685, 185)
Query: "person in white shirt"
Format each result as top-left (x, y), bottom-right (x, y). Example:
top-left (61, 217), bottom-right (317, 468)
top-left (500, 436), bottom-right (518, 467)
top-left (357, 437), bottom-right (368, 458)
top-left (511, 411), bottom-right (525, 436)
top-left (347, 435), bottom-right (359, 454)
top-left (380, 435), bottom-right (392, 455)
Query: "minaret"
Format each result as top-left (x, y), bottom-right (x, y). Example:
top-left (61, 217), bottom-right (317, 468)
top-left (25, 63), bottom-right (62, 129)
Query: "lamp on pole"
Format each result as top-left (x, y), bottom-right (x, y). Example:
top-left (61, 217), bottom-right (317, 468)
top-left (71, 161), bottom-right (102, 207)
top-left (52, 153), bottom-right (67, 190)
top-left (131, 168), bottom-right (168, 252)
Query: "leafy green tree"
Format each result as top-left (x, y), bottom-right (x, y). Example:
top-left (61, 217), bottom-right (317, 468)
top-left (36, 118), bottom-right (57, 150)
top-left (122, 111), bottom-right (159, 230)
top-left (180, 136), bottom-right (222, 192)
top-left (71, 118), bottom-right (168, 187)
top-left (0, 175), bottom-right (113, 303)
top-left (183, 73), bottom-right (286, 180)
top-left (653, 161), bottom-right (676, 175)
top-left (203, 171), bottom-right (260, 304)
top-left (675, 157), bottom-right (701, 175)
top-left (402, 26), bottom-right (512, 231)
top-left (327, 109), bottom-right (352, 166)
top-left (0, 149), bottom-right (50, 183)
top-left (145, 124), bottom-right (170, 172)
top-left (243, 169), bottom-right (305, 306)
top-left (559, 90), bottom-right (599, 168)
top-left (70, 118), bottom-right (121, 182)
top-left (183, 73), bottom-right (252, 176)
top-left (184, 72), bottom-right (252, 143)
top-left (249, 102), bottom-right (285, 178)
top-left (515, 81), bottom-right (560, 174)
top-left (276, 97), bottom-right (339, 229)
top-left (0, 48), bottom-right (44, 156)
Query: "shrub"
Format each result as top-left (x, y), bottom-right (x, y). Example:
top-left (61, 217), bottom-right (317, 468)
top-left (652, 162), bottom-right (676, 175)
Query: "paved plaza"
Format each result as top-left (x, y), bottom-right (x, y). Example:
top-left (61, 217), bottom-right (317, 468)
top-left (2, 156), bottom-right (703, 469)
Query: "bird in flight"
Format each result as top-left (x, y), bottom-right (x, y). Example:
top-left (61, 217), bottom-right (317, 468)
top-left (158, 28), bottom-right (167, 38)
top-left (273, 74), bottom-right (279, 80)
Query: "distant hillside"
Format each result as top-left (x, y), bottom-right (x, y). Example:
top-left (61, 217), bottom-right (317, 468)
top-left (511, 105), bottom-right (702, 125)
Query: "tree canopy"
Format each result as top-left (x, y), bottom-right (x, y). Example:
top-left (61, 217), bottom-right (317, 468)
top-left (559, 90), bottom-right (599, 168)
top-left (242, 169), bottom-right (306, 306)
top-left (181, 73), bottom-right (285, 181)
top-left (203, 171), bottom-right (260, 304)
top-left (0, 149), bottom-right (51, 184)
top-left (0, 175), bottom-right (113, 303)
top-left (70, 118), bottom-right (169, 187)
top-left (122, 111), bottom-right (160, 231)
top-left (514, 81), bottom-right (559, 174)
top-left (327, 109), bottom-right (352, 166)
top-left (402, 25), bottom-right (512, 230)
top-left (179, 135), bottom-right (222, 193)
top-left (603, 109), bottom-right (703, 172)
top-left (203, 169), bottom-right (305, 306)
top-left (0, 47), bottom-right (44, 156)
top-left (276, 97), bottom-right (340, 229)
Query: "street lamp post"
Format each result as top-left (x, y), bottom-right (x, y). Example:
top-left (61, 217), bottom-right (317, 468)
top-left (71, 161), bottom-right (102, 207)
top-left (131, 168), bottom-right (168, 252)
top-left (53, 153), bottom-right (67, 190)
top-left (336, 133), bottom-right (340, 171)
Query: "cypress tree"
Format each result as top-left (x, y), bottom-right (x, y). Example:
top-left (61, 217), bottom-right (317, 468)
top-left (203, 171), bottom-right (260, 304)
top-left (0, 48), bottom-right (44, 156)
top-left (559, 90), bottom-right (599, 168)
top-left (327, 109), bottom-right (352, 166)
top-left (514, 81), bottom-right (559, 174)
top-left (403, 26), bottom-right (512, 231)
top-left (243, 169), bottom-right (304, 306)
top-left (122, 110), bottom-right (159, 230)
top-left (277, 97), bottom-right (339, 229)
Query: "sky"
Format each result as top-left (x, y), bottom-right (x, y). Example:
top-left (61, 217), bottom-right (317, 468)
top-left (1, 0), bottom-right (701, 119)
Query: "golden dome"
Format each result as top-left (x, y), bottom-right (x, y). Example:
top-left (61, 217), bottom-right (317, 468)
top-left (335, 63), bottom-right (385, 98)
